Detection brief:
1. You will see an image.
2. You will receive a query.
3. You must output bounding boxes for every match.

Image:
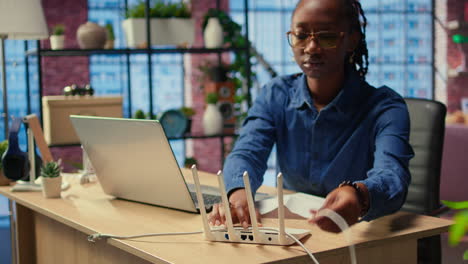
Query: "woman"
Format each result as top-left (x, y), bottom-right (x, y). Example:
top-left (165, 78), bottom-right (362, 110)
top-left (209, 0), bottom-right (414, 233)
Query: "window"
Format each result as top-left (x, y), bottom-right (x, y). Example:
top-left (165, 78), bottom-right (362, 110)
top-left (230, 0), bottom-right (434, 185)
top-left (88, 0), bottom-right (185, 165)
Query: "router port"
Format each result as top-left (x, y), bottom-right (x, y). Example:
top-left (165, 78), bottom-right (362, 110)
top-left (225, 234), bottom-right (229, 240)
top-left (248, 235), bottom-right (254, 241)
top-left (268, 237), bottom-right (272, 241)
top-left (241, 235), bottom-right (247, 240)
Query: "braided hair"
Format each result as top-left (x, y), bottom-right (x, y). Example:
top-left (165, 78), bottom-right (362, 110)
top-left (292, 0), bottom-right (369, 79)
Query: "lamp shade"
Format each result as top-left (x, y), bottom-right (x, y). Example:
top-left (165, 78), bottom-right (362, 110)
top-left (0, 0), bottom-right (49, 39)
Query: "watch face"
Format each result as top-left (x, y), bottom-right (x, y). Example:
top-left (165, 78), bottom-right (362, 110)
top-left (218, 102), bottom-right (234, 119)
top-left (159, 109), bottom-right (188, 137)
top-left (218, 86), bottom-right (232, 98)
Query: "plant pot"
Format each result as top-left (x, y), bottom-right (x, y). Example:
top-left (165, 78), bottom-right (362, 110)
top-left (122, 18), bottom-right (195, 48)
top-left (42, 176), bottom-right (62, 198)
top-left (204, 17), bottom-right (223, 48)
top-left (77, 22), bottom-right (107, 49)
top-left (50, 35), bottom-right (64, 50)
top-left (203, 104), bottom-right (223, 136)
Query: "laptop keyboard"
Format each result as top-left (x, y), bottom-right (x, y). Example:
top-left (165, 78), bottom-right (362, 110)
top-left (190, 192), bottom-right (222, 208)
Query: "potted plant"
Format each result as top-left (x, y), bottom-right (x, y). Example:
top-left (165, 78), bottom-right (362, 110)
top-left (122, 1), bottom-right (194, 48)
top-left (50, 24), bottom-right (65, 50)
top-left (0, 140), bottom-right (10, 186)
top-left (180, 106), bottom-right (196, 134)
top-left (184, 157), bottom-right (197, 169)
top-left (41, 161), bottom-right (62, 198)
top-left (134, 109), bottom-right (147, 119)
top-left (202, 93), bottom-right (223, 136)
top-left (105, 23), bottom-right (115, 49)
top-left (442, 200), bottom-right (468, 260)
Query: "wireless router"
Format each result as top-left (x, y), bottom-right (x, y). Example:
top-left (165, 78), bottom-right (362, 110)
top-left (191, 166), bottom-right (310, 245)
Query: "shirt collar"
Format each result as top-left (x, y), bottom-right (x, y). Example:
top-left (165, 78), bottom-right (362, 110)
top-left (290, 67), bottom-right (364, 114)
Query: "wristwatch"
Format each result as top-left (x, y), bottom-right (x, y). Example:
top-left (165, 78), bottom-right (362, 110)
top-left (339, 181), bottom-right (369, 217)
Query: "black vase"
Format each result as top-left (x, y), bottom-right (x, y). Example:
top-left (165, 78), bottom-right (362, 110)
top-left (1, 117), bottom-right (43, 181)
top-left (2, 117), bottom-right (29, 181)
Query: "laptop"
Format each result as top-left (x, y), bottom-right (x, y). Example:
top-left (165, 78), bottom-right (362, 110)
top-left (69, 115), bottom-right (222, 213)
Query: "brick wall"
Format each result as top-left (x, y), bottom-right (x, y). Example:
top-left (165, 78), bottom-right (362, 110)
top-left (41, 0), bottom-right (89, 171)
top-left (189, 0), bottom-right (230, 173)
top-left (446, 0), bottom-right (468, 112)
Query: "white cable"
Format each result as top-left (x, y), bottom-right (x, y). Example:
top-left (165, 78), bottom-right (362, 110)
top-left (87, 209), bottom-right (356, 264)
top-left (316, 209), bottom-right (357, 264)
top-left (87, 231), bottom-right (203, 242)
top-left (259, 227), bottom-right (319, 264)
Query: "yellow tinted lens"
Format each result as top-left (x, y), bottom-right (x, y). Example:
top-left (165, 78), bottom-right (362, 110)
top-left (317, 33), bottom-right (339, 48)
top-left (290, 33), bottom-right (308, 47)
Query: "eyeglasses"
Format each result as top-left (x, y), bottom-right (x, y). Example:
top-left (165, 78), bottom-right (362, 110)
top-left (286, 31), bottom-right (345, 49)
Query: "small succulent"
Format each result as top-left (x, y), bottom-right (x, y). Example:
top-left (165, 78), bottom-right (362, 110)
top-left (180, 106), bottom-right (196, 117)
top-left (206, 93), bottom-right (218, 104)
top-left (40, 161), bottom-right (61, 178)
top-left (134, 109), bottom-right (146, 119)
top-left (52, 24), bottom-right (65, 36)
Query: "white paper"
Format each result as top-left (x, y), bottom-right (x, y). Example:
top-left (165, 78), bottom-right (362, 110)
top-left (258, 192), bottom-right (325, 218)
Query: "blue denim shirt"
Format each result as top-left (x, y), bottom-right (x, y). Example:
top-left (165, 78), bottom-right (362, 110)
top-left (223, 68), bottom-right (414, 221)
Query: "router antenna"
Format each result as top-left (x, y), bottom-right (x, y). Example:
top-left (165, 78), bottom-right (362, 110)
top-left (191, 165), bottom-right (214, 240)
top-left (277, 173), bottom-right (287, 245)
top-left (217, 170), bottom-right (238, 242)
top-left (242, 171), bottom-right (261, 243)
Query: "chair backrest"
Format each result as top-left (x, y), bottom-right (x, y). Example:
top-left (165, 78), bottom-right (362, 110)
top-left (402, 98), bottom-right (447, 215)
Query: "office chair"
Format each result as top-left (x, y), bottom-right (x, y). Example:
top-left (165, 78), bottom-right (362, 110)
top-left (402, 98), bottom-right (447, 264)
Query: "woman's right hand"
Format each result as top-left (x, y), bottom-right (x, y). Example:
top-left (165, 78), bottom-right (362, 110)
top-left (208, 188), bottom-right (262, 229)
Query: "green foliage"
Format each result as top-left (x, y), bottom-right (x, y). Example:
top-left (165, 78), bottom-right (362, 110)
top-left (40, 161), bottom-right (61, 178)
top-left (105, 23), bottom-right (115, 40)
top-left (205, 93), bottom-right (218, 104)
top-left (201, 9), bottom-right (257, 118)
top-left (147, 112), bottom-right (156, 120)
top-left (180, 106), bottom-right (196, 117)
top-left (52, 24), bottom-right (65, 36)
top-left (134, 109), bottom-right (146, 119)
top-left (184, 157), bottom-right (197, 168)
top-left (442, 200), bottom-right (468, 260)
top-left (0, 140), bottom-right (8, 170)
top-left (202, 9), bottom-right (256, 90)
top-left (126, 1), bottom-right (190, 19)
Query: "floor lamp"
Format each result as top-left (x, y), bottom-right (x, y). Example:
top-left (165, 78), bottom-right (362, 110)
top-left (0, 0), bottom-right (49, 139)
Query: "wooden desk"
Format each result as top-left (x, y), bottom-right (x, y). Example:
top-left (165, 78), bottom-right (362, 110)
top-left (0, 169), bottom-right (452, 264)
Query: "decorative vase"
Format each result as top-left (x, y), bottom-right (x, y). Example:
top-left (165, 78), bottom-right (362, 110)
top-left (203, 104), bottom-right (223, 136)
top-left (204, 18), bottom-right (223, 48)
top-left (77, 22), bottom-right (107, 49)
top-left (50, 35), bottom-right (64, 50)
top-left (42, 176), bottom-right (62, 198)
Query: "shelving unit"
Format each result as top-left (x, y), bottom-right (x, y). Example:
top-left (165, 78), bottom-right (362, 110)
top-left (24, 0), bottom-right (251, 168)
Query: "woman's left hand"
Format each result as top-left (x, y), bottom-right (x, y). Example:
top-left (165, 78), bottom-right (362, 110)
top-left (308, 186), bottom-right (362, 233)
